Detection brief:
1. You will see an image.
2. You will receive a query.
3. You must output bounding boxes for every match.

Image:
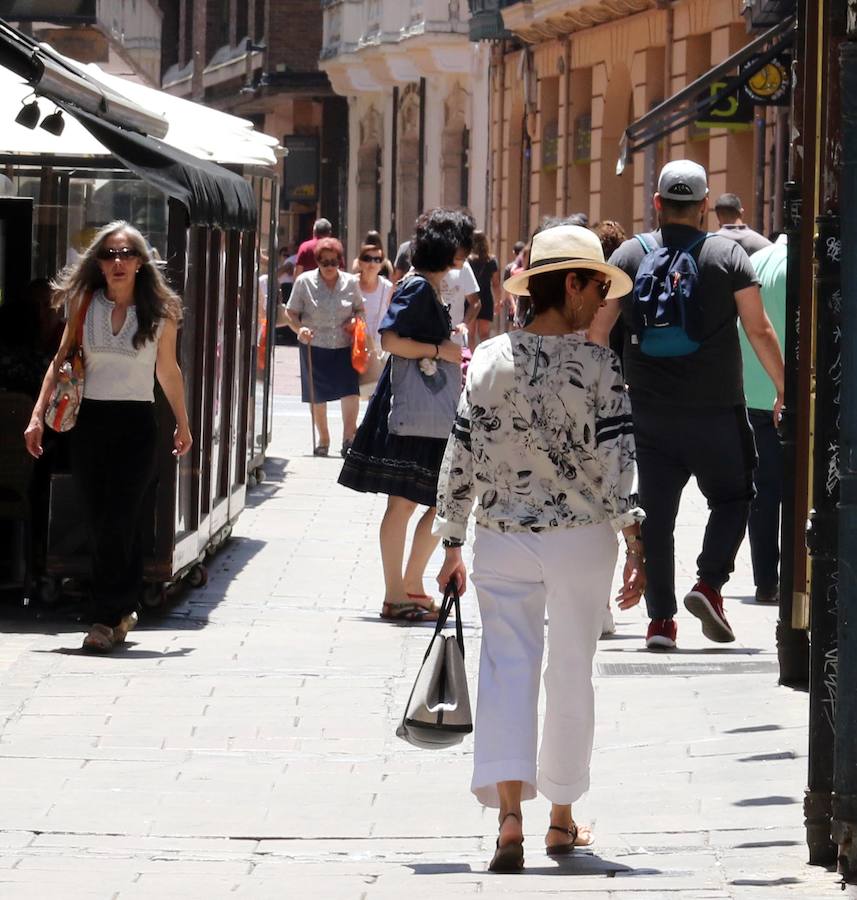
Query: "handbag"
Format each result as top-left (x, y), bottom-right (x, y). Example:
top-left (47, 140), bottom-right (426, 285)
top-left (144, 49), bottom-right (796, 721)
top-left (396, 582), bottom-right (473, 749)
top-left (388, 355), bottom-right (461, 439)
top-left (44, 292), bottom-right (93, 433)
top-left (347, 316), bottom-right (370, 374)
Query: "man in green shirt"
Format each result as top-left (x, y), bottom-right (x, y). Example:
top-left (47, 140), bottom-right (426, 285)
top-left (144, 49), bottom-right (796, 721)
top-left (740, 234), bottom-right (787, 603)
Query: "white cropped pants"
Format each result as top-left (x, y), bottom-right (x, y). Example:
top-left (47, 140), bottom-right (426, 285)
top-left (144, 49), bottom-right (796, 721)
top-left (470, 522), bottom-right (617, 808)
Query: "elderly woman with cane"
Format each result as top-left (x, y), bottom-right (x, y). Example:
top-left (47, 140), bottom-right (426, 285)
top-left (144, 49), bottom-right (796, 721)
top-left (434, 225), bottom-right (646, 871)
top-left (286, 237), bottom-right (365, 457)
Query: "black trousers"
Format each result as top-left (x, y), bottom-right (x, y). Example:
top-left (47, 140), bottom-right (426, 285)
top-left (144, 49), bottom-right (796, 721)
top-left (747, 408), bottom-right (783, 592)
top-left (631, 400), bottom-right (757, 620)
top-left (70, 399), bottom-right (158, 627)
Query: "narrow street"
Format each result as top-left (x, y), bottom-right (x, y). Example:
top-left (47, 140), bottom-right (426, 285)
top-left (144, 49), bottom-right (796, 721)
top-left (0, 346), bottom-right (839, 898)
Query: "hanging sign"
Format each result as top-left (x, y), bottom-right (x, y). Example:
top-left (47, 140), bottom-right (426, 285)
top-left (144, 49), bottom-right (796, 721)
top-left (743, 53), bottom-right (791, 106)
top-left (696, 77), bottom-right (754, 129)
top-left (283, 135), bottom-right (319, 206)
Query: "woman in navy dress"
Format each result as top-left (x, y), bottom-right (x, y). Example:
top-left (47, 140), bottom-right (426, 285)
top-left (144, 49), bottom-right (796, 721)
top-left (339, 208), bottom-right (474, 622)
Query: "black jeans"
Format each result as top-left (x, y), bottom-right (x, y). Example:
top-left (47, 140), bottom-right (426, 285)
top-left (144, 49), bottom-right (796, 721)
top-left (747, 408), bottom-right (783, 592)
top-left (71, 399), bottom-right (158, 627)
top-left (631, 400), bottom-right (757, 620)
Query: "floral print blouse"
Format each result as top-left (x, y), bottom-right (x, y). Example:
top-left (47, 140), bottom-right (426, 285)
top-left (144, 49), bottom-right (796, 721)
top-left (434, 331), bottom-right (644, 544)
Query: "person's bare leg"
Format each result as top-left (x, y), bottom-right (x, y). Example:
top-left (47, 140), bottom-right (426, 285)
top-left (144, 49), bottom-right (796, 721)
top-left (312, 402), bottom-right (330, 447)
top-left (497, 781), bottom-right (524, 847)
top-left (546, 802), bottom-right (593, 849)
top-left (340, 395), bottom-right (359, 442)
top-left (380, 495), bottom-right (417, 607)
top-left (403, 506), bottom-right (440, 606)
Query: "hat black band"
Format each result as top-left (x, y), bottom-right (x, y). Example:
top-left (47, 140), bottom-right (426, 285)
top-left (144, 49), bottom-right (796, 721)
top-left (527, 255), bottom-right (594, 268)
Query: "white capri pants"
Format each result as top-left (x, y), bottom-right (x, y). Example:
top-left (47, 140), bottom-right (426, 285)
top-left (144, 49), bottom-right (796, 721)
top-left (470, 521), bottom-right (617, 808)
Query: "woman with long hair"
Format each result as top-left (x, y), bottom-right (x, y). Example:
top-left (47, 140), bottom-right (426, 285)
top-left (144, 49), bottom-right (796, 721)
top-left (467, 230), bottom-right (501, 350)
top-left (435, 225), bottom-right (646, 870)
top-left (339, 208), bottom-right (473, 622)
top-left (24, 221), bottom-right (192, 653)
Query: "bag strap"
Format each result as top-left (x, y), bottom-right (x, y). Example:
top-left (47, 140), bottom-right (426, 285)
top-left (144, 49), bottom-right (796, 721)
top-left (71, 291), bottom-right (94, 352)
top-left (430, 580), bottom-right (465, 657)
top-left (634, 234), bottom-right (653, 254)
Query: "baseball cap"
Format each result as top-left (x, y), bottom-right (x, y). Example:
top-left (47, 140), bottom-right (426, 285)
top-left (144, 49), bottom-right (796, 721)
top-left (657, 160), bottom-right (709, 202)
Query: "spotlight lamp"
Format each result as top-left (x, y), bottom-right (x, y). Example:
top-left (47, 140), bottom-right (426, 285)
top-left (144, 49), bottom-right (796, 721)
top-left (15, 98), bottom-right (40, 129)
top-left (40, 110), bottom-right (65, 136)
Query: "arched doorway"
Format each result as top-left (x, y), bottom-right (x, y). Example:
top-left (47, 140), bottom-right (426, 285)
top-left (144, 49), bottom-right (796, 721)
top-left (398, 85), bottom-right (421, 240)
top-left (357, 106), bottom-right (383, 241)
top-left (600, 63), bottom-right (634, 231)
top-left (441, 84), bottom-right (470, 208)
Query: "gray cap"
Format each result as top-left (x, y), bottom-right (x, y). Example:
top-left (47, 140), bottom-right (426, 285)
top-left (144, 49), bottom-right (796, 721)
top-left (657, 160), bottom-right (709, 202)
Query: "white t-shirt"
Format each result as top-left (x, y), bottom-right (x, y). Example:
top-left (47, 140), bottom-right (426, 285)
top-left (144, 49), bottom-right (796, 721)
top-left (440, 261), bottom-right (479, 345)
top-left (359, 276), bottom-right (393, 346)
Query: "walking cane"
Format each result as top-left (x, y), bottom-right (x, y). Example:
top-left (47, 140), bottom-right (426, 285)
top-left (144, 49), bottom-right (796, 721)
top-left (304, 334), bottom-right (317, 454)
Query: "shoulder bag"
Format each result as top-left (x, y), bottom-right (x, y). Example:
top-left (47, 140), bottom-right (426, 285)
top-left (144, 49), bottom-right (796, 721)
top-left (396, 582), bottom-right (473, 749)
top-left (44, 291), bottom-right (93, 432)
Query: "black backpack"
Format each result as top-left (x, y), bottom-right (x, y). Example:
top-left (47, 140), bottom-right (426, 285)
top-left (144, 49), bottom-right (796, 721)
top-left (631, 232), bottom-right (709, 357)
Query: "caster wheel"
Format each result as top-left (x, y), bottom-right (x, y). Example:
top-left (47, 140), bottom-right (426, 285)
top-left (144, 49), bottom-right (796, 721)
top-left (247, 472), bottom-right (257, 488)
top-left (37, 577), bottom-right (61, 605)
top-left (254, 466), bottom-right (266, 484)
top-left (142, 583), bottom-right (167, 608)
top-left (187, 564), bottom-right (208, 588)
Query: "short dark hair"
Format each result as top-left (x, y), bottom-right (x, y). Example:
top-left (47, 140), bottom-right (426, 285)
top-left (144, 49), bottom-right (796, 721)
top-left (527, 267), bottom-right (597, 316)
top-left (659, 197), bottom-right (704, 219)
top-left (714, 193), bottom-right (742, 213)
top-left (410, 208), bottom-right (475, 273)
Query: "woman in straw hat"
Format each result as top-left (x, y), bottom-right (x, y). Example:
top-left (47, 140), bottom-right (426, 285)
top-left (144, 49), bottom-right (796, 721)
top-left (434, 225), bottom-right (646, 872)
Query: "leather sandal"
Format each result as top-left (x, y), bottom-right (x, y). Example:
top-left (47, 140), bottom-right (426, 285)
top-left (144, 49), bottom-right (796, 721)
top-left (380, 601), bottom-right (439, 623)
top-left (81, 611), bottom-right (138, 654)
top-left (489, 812), bottom-right (524, 873)
top-left (545, 821), bottom-right (594, 856)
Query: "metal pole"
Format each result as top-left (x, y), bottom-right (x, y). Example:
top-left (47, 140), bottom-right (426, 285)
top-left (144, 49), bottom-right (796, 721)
top-left (805, 214), bottom-right (841, 867)
top-left (388, 86), bottom-right (399, 261)
top-left (778, 181), bottom-right (810, 687)
top-left (753, 112), bottom-right (766, 234)
top-left (418, 77), bottom-right (426, 217)
top-left (832, 34), bottom-right (857, 887)
top-left (305, 339), bottom-right (317, 454)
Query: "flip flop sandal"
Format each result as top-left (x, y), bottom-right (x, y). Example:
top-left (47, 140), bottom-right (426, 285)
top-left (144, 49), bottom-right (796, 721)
top-left (313, 445), bottom-right (329, 457)
top-left (545, 821), bottom-right (594, 857)
top-left (406, 593), bottom-right (450, 618)
top-left (379, 601), bottom-right (439, 623)
top-left (489, 812), bottom-right (524, 873)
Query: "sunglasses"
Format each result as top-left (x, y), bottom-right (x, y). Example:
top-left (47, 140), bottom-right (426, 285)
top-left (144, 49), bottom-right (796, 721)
top-left (318, 259), bottom-right (339, 268)
top-left (360, 254), bottom-right (383, 263)
top-left (584, 276), bottom-right (611, 300)
top-left (97, 247), bottom-right (140, 262)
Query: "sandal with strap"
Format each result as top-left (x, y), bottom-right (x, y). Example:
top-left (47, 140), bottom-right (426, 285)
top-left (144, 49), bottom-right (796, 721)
top-left (380, 600), bottom-right (439, 624)
top-left (489, 812), bottom-right (524, 873)
top-left (545, 821), bottom-right (594, 856)
top-left (81, 611), bottom-right (139, 654)
top-left (406, 593), bottom-right (451, 619)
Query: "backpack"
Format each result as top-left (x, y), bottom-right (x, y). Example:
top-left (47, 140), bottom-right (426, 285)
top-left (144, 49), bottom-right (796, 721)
top-left (631, 232), bottom-right (709, 357)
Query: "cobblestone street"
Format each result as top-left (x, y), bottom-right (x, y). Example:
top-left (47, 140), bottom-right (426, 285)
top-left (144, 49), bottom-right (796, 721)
top-left (0, 347), bottom-right (841, 898)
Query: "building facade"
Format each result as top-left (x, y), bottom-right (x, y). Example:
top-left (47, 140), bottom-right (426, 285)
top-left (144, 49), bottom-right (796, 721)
top-left (160, 0), bottom-right (348, 249)
top-left (319, 0), bottom-right (490, 259)
top-left (480, 0), bottom-right (786, 268)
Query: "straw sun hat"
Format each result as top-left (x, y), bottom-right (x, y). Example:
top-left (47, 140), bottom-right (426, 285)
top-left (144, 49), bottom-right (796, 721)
top-left (503, 225), bottom-right (633, 299)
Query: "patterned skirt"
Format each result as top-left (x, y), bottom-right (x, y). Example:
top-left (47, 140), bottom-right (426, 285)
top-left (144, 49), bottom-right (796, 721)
top-left (338, 363), bottom-right (448, 507)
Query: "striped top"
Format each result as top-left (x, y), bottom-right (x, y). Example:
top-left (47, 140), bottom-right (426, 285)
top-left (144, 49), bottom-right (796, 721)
top-left (435, 331), bottom-right (644, 543)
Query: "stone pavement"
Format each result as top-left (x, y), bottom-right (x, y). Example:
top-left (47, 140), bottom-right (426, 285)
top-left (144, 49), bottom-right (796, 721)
top-left (0, 346), bottom-right (843, 899)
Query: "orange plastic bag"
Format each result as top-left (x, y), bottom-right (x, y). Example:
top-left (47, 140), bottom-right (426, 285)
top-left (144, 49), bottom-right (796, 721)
top-left (349, 317), bottom-right (370, 374)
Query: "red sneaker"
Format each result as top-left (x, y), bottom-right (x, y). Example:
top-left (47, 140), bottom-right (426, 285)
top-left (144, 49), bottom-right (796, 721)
top-left (646, 618), bottom-right (677, 650)
top-left (684, 581), bottom-right (735, 643)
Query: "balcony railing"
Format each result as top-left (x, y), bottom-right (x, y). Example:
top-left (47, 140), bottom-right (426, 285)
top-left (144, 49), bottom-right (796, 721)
top-left (467, 0), bottom-right (513, 41)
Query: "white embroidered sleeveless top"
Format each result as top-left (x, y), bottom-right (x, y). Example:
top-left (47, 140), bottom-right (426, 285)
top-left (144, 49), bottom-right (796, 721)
top-left (82, 290), bottom-right (163, 401)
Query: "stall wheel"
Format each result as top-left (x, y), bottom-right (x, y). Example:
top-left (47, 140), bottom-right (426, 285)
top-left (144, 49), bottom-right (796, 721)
top-left (187, 564), bottom-right (208, 588)
top-left (142, 582), bottom-right (167, 609)
top-left (37, 576), bottom-right (62, 605)
top-left (254, 466), bottom-right (266, 484)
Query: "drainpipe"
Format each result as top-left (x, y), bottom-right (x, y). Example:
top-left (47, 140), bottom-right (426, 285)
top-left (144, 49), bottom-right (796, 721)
top-left (418, 77), bottom-right (426, 217)
top-left (832, 32), bottom-right (857, 889)
top-left (388, 86), bottom-right (399, 261)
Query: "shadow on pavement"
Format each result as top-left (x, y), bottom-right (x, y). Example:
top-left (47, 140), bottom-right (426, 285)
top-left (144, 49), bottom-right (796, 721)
top-left (408, 853), bottom-right (645, 877)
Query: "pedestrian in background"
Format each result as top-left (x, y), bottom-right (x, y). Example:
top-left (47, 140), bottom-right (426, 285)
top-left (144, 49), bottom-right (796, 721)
top-left (24, 221), bottom-right (192, 653)
top-left (467, 230), bottom-right (500, 350)
top-left (351, 230), bottom-right (394, 281)
top-left (294, 218), bottom-right (334, 277)
top-left (356, 241), bottom-right (394, 392)
top-left (714, 193), bottom-right (771, 255)
top-left (286, 237), bottom-right (365, 458)
top-left (435, 225), bottom-right (645, 871)
top-left (339, 208), bottom-right (472, 622)
top-left (501, 241), bottom-right (525, 331)
top-left (604, 160), bottom-right (784, 650)
top-left (439, 235), bottom-right (480, 348)
top-left (743, 234), bottom-right (788, 603)
top-left (589, 219), bottom-right (629, 361)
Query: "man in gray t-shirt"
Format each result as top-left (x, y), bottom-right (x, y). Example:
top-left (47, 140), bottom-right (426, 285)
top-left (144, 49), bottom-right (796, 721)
top-left (600, 161), bottom-right (784, 653)
top-left (713, 192), bottom-right (771, 256)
